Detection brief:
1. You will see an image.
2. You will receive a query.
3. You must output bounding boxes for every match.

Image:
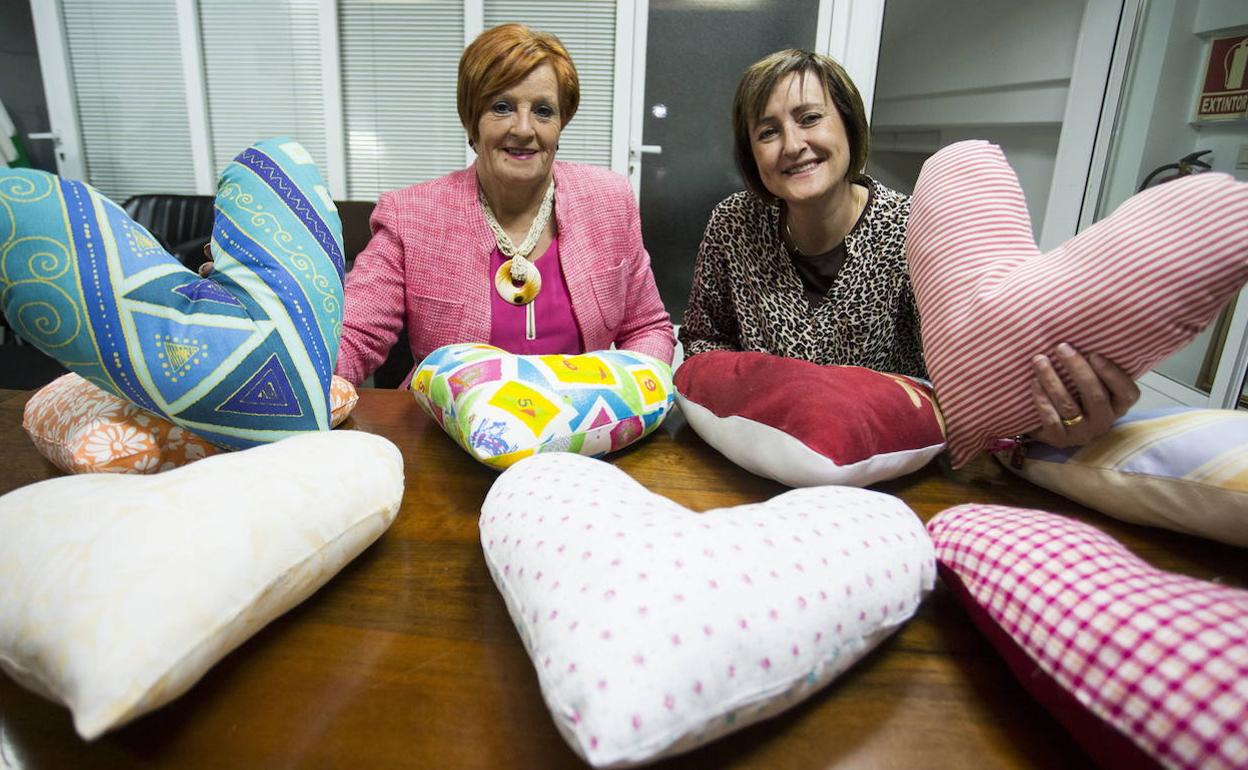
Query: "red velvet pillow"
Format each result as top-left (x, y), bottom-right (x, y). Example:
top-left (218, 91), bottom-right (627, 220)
top-left (907, 141), bottom-right (1248, 468)
top-left (929, 504), bottom-right (1248, 770)
top-left (674, 350), bottom-right (945, 486)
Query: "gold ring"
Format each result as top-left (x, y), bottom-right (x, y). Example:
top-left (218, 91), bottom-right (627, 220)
top-left (1060, 413), bottom-right (1084, 428)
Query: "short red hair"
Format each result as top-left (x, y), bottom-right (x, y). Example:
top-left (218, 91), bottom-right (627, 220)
top-left (458, 23), bottom-right (580, 144)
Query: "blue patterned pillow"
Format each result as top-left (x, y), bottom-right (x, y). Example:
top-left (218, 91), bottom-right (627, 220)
top-left (0, 138), bottom-right (343, 448)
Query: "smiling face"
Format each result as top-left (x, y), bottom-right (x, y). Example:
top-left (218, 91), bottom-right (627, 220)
top-left (749, 71), bottom-right (852, 205)
top-left (475, 62), bottom-right (562, 191)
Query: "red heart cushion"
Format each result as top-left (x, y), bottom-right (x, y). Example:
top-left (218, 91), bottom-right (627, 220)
top-left (674, 350), bottom-right (945, 486)
top-left (907, 141), bottom-right (1248, 468)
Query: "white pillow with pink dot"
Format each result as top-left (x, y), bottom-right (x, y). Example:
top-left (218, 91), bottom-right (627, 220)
top-left (480, 453), bottom-right (936, 766)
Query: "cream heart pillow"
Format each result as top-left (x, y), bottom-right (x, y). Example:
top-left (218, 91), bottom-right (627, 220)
top-left (907, 140), bottom-right (1248, 468)
top-left (0, 430), bottom-right (404, 739)
top-left (481, 453), bottom-right (936, 766)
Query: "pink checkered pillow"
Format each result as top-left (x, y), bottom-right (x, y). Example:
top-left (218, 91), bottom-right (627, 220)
top-left (907, 141), bottom-right (1248, 468)
top-left (929, 505), bottom-right (1248, 770)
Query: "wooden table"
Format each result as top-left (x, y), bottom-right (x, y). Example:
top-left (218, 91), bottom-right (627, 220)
top-left (0, 388), bottom-right (1243, 769)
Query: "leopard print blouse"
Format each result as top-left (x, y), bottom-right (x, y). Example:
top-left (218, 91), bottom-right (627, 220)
top-left (678, 177), bottom-right (927, 379)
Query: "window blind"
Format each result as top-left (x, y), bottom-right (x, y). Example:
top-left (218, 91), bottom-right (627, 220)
top-left (197, 0), bottom-right (329, 180)
top-left (61, 0), bottom-right (197, 201)
top-left (339, 0), bottom-right (465, 201)
top-left (483, 1), bottom-right (618, 168)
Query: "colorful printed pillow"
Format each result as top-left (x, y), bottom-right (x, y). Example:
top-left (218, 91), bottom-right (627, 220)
top-left (674, 350), bottom-right (946, 487)
top-left (411, 343), bottom-right (674, 469)
top-left (999, 407), bottom-right (1248, 547)
top-left (21, 372), bottom-right (360, 474)
top-left (0, 430), bottom-right (404, 740)
top-left (907, 140), bottom-right (1248, 468)
top-left (482, 452), bottom-right (936, 766)
top-left (929, 504), bottom-right (1248, 770)
top-left (0, 137), bottom-right (344, 450)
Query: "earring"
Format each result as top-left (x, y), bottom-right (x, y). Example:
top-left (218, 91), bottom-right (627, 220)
top-left (468, 138), bottom-right (476, 149)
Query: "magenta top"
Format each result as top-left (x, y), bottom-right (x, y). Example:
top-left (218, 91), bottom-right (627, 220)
top-left (488, 237), bottom-right (583, 355)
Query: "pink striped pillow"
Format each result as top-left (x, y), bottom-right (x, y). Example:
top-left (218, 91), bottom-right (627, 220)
top-left (907, 141), bottom-right (1248, 468)
top-left (929, 505), bottom-right (1248, 770)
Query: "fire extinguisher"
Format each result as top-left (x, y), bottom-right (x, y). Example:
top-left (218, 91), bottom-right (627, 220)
top-left (1138, 150), bottom-right (1213, 192)
top-left (1226, 37), bottom-right (1248, 90)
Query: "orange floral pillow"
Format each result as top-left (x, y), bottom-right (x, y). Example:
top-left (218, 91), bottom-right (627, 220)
top-left (23, 374), bottom-right (360, 474)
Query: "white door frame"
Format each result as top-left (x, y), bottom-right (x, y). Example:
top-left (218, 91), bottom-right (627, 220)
top-left (817, 0), bottom-right (886, 120)
top-left (29, 0), bottom-right (84, 179)
top-left (1039, 0), bottom-right (1141, 250)
top-left (625, 0), bottom-right (650, 198)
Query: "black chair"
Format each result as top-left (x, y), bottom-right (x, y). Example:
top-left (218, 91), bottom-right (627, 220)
top-left (121, 194), bottom-right (216, 258)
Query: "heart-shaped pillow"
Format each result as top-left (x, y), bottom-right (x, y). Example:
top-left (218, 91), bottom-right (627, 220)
top-left (412, 343), bottom-right (674, 469)
top-left (999, 407), bottom-right (1248, 546)
top-left (22, 372), bottom-right (360, 474)
top-left (0, 430), bottom-right (404, 740)
top-left (675, 350), bottom-right (946, 487)
top-left (481, 453), bottom-right (936, 766)
top-left (0, 137), bottom-right (344, 449)
top-left (907, 140), bottom-right (1248, 468)
top-left (929, 504), bottom-right (1248, 770)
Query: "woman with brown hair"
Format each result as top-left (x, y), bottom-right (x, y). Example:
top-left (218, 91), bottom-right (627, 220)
top-left (336, 23), bottom-right (674, 387)
top-left (679, 49), bottom-right (1137, 447)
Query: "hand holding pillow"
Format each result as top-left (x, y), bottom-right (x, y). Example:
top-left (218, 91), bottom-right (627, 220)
top-left (1027, 345), bottom-right (1140, 448)
top-left (907, 140), bottom-right (1248, 467)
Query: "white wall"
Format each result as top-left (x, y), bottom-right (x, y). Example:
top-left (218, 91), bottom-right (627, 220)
top-left (867, 0), bottom-right (1084, 229)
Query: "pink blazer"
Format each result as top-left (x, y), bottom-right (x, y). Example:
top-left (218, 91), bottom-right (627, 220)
top-left (336, 162), bottom-right (675, 386)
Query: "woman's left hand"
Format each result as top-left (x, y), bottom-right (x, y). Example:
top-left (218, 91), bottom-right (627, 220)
top-left (1029, 343), bottom-right (1140, 448)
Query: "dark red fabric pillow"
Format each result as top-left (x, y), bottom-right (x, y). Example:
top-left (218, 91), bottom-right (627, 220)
top-left (674, 350), bottom-right (945, 486)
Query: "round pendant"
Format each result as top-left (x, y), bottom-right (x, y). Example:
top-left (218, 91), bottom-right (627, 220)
top-left (495, 259), bottom-right (542, 306)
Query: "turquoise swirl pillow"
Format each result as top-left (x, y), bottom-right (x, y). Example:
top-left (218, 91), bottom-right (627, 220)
top-left (411, 343), bottom-right (674, 469)
top-left (0, 138), bottom-right (343, 448)
top-left (1000, 407), bottom-right (1248, 546)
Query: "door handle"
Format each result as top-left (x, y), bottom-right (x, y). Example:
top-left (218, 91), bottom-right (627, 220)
top-left (628, 143), bottom-right (663, 176)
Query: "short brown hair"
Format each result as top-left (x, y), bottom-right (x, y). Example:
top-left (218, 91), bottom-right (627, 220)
top-left (458, 23), bottom-right (580, 144)
top-left (732, 49), bottom-right (869, 201)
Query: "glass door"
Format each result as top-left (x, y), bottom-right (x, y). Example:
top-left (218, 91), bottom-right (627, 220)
top-left (1085, 0), bottom-right (1248, 410)
top-left (632, 0), bottom-right (823, 323)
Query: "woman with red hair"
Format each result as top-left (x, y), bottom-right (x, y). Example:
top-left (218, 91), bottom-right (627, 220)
top-left (337, 23), bottom-right (674, 386)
